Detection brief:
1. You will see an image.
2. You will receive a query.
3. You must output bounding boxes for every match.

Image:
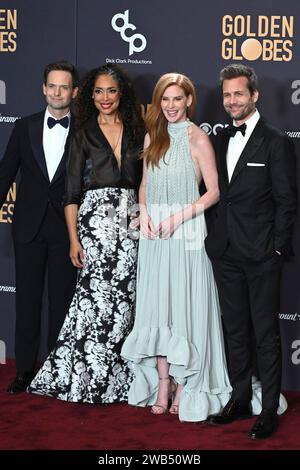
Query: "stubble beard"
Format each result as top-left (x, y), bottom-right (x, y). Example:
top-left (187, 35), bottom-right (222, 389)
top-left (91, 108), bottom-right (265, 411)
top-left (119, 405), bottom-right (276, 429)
top-left (226, 103), bottom-right (255, 122)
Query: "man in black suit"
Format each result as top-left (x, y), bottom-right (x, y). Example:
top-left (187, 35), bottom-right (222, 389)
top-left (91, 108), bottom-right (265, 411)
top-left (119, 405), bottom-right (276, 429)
top-left (205, 64), bottom-right (297, 438)
top-left (0, 60), bottom-right (79, 393)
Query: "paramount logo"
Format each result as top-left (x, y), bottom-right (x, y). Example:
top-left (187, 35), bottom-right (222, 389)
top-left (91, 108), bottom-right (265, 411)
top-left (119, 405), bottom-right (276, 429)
top-left (285, 130), bottom-right (300, 139)
top-left (278, 313), bottom-right (300, 321)
top-left (0, 285), bottom-right (16, 292)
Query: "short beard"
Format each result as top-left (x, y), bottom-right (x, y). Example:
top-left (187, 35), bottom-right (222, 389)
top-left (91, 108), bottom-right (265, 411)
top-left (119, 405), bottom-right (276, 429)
top-left (226, 103), bottom-right (255, 122)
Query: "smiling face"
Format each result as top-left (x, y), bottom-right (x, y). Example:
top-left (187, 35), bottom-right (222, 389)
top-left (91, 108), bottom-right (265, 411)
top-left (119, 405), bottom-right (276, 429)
top-left (222, 76), bottom-right (258, 125)
top-left (160, 84), bottom-right (192, 123)
top-left (92, 74), bottom-right (121, 117)
top-left (43, 70), bottom-right (77, 117)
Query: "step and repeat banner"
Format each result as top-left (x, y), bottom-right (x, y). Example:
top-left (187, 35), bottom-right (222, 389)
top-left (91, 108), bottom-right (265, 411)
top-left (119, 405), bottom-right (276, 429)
top-left (0, 0), bottom-right (299, 389)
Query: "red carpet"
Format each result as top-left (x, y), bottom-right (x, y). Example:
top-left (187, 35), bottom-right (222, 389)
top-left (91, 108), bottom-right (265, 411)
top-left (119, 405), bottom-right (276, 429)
top-left (0, 360), bottom-right (299, 450)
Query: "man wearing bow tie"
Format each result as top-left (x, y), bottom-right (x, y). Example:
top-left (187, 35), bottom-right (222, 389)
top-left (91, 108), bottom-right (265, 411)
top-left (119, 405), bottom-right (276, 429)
top-left (0, 60), bottom-right (78, 393)
top-left (205, 64), bottom-right (297, 438)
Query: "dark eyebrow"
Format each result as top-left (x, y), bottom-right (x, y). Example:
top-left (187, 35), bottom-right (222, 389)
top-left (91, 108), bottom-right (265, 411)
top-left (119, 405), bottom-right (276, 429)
top-left (47, 83), bottom-right (70, 87)
top-left (94, 86), bottom-right (118, 90)
top-left (162, 94), bottom-right (184, 98)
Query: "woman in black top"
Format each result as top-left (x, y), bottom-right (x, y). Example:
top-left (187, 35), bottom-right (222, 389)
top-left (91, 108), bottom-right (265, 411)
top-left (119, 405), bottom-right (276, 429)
top-left (29, 64), bottom-right (144, 403)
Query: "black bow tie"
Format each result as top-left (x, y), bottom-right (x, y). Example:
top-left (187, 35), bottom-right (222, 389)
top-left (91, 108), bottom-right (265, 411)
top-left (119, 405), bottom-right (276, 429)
top-left (47, 115), bottom-right (69, 129)
top-left (225, 123), bottom-right (247, 137)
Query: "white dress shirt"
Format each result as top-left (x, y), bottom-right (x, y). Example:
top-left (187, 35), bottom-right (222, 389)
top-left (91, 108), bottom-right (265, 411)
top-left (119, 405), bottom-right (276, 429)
top-left (43, 108), bottom-right (70, 181)
top-left (226, 109), bottom-right (260, 182)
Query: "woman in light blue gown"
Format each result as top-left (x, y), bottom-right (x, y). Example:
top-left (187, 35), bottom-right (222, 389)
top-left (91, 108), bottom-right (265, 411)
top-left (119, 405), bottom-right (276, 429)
top-left (121, 73), bottom-right (232, 421)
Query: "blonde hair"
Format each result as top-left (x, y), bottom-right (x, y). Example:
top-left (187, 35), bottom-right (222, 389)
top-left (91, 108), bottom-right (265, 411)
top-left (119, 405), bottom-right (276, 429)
top-left (143, 73), bottom-right (196, 167)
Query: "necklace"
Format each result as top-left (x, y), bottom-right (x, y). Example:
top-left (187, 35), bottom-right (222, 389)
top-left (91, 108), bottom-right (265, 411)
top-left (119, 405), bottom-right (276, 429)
top-left (111, 123), bottom-right (123, 152)
top-left (98, 117), bottom-right (123, 153)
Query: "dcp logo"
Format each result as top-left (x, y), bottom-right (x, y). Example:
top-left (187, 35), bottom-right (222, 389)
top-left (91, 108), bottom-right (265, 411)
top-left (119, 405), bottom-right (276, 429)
top-left (0, 80), bottom-right (6, 104)
top-left (111, 10), bottom-right (147, 56)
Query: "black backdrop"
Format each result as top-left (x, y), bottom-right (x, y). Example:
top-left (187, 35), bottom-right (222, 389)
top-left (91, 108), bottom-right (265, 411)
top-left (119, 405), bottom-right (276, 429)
top-left (0, 0), bottom-right (299, 389)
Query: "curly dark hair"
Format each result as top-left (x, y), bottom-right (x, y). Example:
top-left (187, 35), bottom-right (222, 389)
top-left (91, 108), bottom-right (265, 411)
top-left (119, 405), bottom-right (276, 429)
top-left (76, 63), bottom-right (144, 147)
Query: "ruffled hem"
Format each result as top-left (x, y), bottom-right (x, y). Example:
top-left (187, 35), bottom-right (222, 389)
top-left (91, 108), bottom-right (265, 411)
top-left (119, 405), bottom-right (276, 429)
top-left (126, 366), bottom-right (287, 422)
top-left (122, 329), bottom-right (288, 421)
top-left (179, 388), bottom-right (231, 421)
top-left (127, 363), bottom-right (232, 421)
top-left (121, 326), bottom-right (201, 371)
top-left (179, 377), bottom-right (287, 422)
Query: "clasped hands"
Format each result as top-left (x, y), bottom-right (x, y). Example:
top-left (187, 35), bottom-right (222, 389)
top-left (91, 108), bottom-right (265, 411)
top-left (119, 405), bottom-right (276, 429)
top-left (70, 209), bottom-right (183, 269)
top-left (140, 210), bottom-right (183, 240)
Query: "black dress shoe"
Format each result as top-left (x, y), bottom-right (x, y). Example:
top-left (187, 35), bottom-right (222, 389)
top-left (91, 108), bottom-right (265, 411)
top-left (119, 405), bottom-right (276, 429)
top-left (207, 399), bottom-right (252, 425)
top-left (248, 409), bottom-right (278, 439)
top-left (7, 371), bottom-right (35, 394)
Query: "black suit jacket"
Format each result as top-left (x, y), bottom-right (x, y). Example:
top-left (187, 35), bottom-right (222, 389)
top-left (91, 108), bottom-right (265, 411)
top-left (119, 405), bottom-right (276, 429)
top-left (0, 110), bottom-right (75, 243)
top-left (205, 117), bottom-right (297, 262)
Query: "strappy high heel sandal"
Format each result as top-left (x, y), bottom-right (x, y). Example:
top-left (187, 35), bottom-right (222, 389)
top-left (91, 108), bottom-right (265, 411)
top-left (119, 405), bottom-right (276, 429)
top-left (169, 403), bottom-right (179, 414)
top-left (151, 377), bottom-right (174, 415)
top-left (169, 383), bottom-right (183, 415)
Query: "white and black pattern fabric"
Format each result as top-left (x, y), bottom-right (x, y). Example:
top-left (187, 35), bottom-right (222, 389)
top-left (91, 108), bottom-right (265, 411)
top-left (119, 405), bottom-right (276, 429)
top-left (28, 188), bottom-right (138, 403)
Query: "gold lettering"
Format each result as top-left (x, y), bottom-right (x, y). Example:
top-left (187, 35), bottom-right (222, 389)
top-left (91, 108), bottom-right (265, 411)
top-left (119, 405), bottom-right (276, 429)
top-left (272, 39), bottom-right (283, 61)
top-left (282, 40), bottom-right (293, 61)
top-left (8, 31), bottom-right (16, 52)
top-left (246, 16), bottom-right (255, 37)
top-left (0, 31), bottom-right (17, 51)
top-left (222, 39), bottom-right (243, 60)
top-left (0, 9), bottom-right (5, 29)
top-left (282, 16), bottom-right (293, 38)
top-left (7, 203), bottom-right (14, 223)
top-left (0, 9), bottom-right (17, 30)
top-left (0, 31), bottom-right (8, 50)
top-left (261, 40), bottom-right (273, 61)
top-left (234, 15), bottom-right (244, 37)
top-left (7, 183), bottom-right (16, 202)
top-left (221, 15), bottom-right (294, 62)
top-left (0, 204), bottom-right (8, 223)
top-left (231, 39), bottom-right (242, 60)
top-left (221, 38), bottom-right (232, 59)
top-left (258, 16), bottom-right (268, 37)
top-left (7, 9), bottom-right (17, 30)
top-left (0, 203), bottom-right (14, 223)
top-left (222, 15), bottom-right (233, 36)
top-left (270, 16), bottom-right (281, 37)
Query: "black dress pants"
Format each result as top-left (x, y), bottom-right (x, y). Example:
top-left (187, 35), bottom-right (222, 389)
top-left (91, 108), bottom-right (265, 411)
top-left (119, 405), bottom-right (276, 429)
top-left (13, 204), bottom-right (77, 373)
top-left (212, 245), bottom-right (282, 411)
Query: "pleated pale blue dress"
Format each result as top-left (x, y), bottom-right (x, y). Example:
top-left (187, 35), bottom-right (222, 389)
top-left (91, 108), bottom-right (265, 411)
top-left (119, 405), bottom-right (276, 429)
top-left (122, 120), bottom-right (232, 421)
top-left (122, 120), bottom-right (288, 420)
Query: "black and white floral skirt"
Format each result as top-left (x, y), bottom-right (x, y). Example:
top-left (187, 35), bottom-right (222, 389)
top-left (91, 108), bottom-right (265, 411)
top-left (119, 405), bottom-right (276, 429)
top-left (28, 188), bottom-right (138, 403)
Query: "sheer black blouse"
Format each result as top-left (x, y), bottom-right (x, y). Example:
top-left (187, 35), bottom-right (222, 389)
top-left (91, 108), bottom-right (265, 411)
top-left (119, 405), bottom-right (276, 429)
top-left (64, 115), bottom-right (143, 206)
